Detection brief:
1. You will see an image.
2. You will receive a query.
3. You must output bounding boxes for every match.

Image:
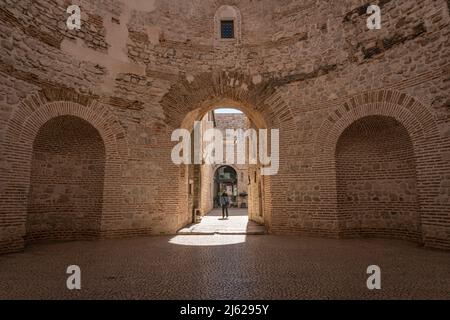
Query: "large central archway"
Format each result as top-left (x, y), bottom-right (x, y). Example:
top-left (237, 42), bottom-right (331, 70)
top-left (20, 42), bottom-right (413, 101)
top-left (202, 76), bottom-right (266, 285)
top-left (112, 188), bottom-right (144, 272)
top-left (160, 71), bottom-right (296, 235)
top-left (180, 104), bottom-right (269, 229)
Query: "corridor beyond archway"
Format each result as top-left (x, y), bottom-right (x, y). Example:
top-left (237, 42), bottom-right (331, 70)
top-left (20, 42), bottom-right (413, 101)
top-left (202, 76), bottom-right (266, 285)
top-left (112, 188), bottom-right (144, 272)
top-left (181, 107), bottom-right (268, 236)
top-left (213, 166), bottom-right (239, 209)
top-left (178, 208), bottom-right (266, 235)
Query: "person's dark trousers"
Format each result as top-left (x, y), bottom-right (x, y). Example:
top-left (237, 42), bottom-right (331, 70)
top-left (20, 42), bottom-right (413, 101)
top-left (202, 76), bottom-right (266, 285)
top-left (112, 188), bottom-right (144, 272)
top-left (222, 205), bottom-right (229, 218)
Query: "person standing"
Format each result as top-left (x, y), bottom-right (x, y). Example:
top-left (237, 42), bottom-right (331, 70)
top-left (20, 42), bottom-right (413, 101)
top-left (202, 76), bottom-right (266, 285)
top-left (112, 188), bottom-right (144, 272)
top-left (220, 192), bottom-right (230, 219)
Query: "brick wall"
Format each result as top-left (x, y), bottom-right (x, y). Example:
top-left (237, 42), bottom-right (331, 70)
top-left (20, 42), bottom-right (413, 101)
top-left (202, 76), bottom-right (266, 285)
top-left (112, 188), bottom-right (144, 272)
top-left (27, 115), bottom-right (105, 242)
top-left (336, 115), bottom-right (420, 241)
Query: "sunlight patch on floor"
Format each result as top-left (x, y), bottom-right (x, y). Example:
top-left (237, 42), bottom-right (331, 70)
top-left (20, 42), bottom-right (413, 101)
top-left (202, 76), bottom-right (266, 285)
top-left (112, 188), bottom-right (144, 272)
top-left (168, 234), bottom-right (247, 246)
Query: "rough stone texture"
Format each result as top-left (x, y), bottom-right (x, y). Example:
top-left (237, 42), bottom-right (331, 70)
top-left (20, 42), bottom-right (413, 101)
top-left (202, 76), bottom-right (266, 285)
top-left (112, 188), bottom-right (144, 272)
top-left (0, 0), bottom-right (449, 253)
top-left (215, 113), bottom-right (248, 131)
top-left (198, 112), bottom-right (216, 216)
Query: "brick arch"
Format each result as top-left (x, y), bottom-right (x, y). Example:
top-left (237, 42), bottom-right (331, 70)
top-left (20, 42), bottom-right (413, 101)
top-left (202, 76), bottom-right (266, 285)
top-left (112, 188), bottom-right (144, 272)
top-left (0, 94), bottom-right (128, 253)
top-left (315, 90), bottom-right (440, 157)
top-left (6, 95), bottom-right (129, 160)
top-left (213, 164), bottom-right (239, 175)
top-left (213, 165), bottom-right (239, 197)
top-left (160, 71), bottom-right (296, 131)
top-left (313, 89), bottom-right (444, 246)
top-left (161, 72), bottom-right (292, 232)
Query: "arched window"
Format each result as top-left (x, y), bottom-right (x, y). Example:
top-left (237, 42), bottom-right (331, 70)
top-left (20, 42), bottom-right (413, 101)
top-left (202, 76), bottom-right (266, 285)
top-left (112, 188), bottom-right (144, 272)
top-left (214, 5), bottom-right (241, 43)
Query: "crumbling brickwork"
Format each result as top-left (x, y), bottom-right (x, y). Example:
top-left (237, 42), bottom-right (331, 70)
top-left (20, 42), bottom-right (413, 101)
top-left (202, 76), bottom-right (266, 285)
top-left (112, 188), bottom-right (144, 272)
top-left (0, 0), bottom-right (449, 253)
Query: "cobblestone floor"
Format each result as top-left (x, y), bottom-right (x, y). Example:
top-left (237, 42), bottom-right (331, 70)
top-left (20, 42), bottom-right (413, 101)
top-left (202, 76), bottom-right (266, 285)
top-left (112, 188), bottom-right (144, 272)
top-left (0, 235), bottom-right (449, 300)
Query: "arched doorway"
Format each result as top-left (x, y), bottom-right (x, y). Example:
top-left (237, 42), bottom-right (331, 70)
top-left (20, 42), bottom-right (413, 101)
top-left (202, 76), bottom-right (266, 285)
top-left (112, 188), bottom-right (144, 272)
top-left (177, 104), bottom-right (268, 232)
top-left (161, 72), bottom-right (295, 235)
top-left (26, 115), bottom-right (106, 243)
top-left (213, 165), bottom-right (238, 208)
top-left (336, 115), bottom-right (420, 241)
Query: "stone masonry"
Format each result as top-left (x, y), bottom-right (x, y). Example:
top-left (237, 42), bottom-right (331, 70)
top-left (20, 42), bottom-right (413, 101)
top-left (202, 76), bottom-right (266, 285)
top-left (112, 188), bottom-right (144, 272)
top-left (0, 0), bottom-right (449, 254)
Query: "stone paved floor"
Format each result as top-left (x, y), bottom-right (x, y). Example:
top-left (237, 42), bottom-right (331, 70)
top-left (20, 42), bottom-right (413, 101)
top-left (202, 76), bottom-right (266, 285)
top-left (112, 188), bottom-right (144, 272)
top-left (0, 235), bottom-right (449, 300)
top-left (178, 208), bottom-right (266, 235)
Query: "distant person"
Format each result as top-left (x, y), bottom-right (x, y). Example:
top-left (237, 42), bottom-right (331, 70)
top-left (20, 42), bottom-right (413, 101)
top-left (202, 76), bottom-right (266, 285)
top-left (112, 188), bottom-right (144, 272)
top-left (220, 192), bottom-right (230, 219)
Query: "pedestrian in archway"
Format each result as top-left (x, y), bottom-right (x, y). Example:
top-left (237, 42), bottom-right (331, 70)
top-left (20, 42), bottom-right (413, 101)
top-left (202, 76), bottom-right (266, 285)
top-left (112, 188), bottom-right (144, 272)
top-left (220, 192), bottom-right (230, 219)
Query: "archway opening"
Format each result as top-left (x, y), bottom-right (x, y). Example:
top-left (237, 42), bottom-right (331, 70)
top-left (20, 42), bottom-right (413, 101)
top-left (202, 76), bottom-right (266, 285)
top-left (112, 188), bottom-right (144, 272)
top-left (193, 108), bottom-right (252, 220)
top-left (336, 115), bottom-right (421, 242)
top-left (26, 115), bottom-right (106, 244)
top-left (177, 105), bottom-right (268, 235)
top-left (214, 165), bottom-right (238, 209)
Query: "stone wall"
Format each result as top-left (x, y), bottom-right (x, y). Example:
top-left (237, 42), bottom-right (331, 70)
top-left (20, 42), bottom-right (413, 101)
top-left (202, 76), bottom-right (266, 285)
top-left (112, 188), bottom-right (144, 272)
top-left (0, 0), bottom-right (449, 253)
top-left (215, 113), bottom-right (248, 131)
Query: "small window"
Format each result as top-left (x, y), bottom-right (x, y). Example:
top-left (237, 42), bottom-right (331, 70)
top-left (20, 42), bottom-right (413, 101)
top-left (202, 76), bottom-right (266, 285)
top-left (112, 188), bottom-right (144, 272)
top-left (221, 20), bottom-right (235, 39)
